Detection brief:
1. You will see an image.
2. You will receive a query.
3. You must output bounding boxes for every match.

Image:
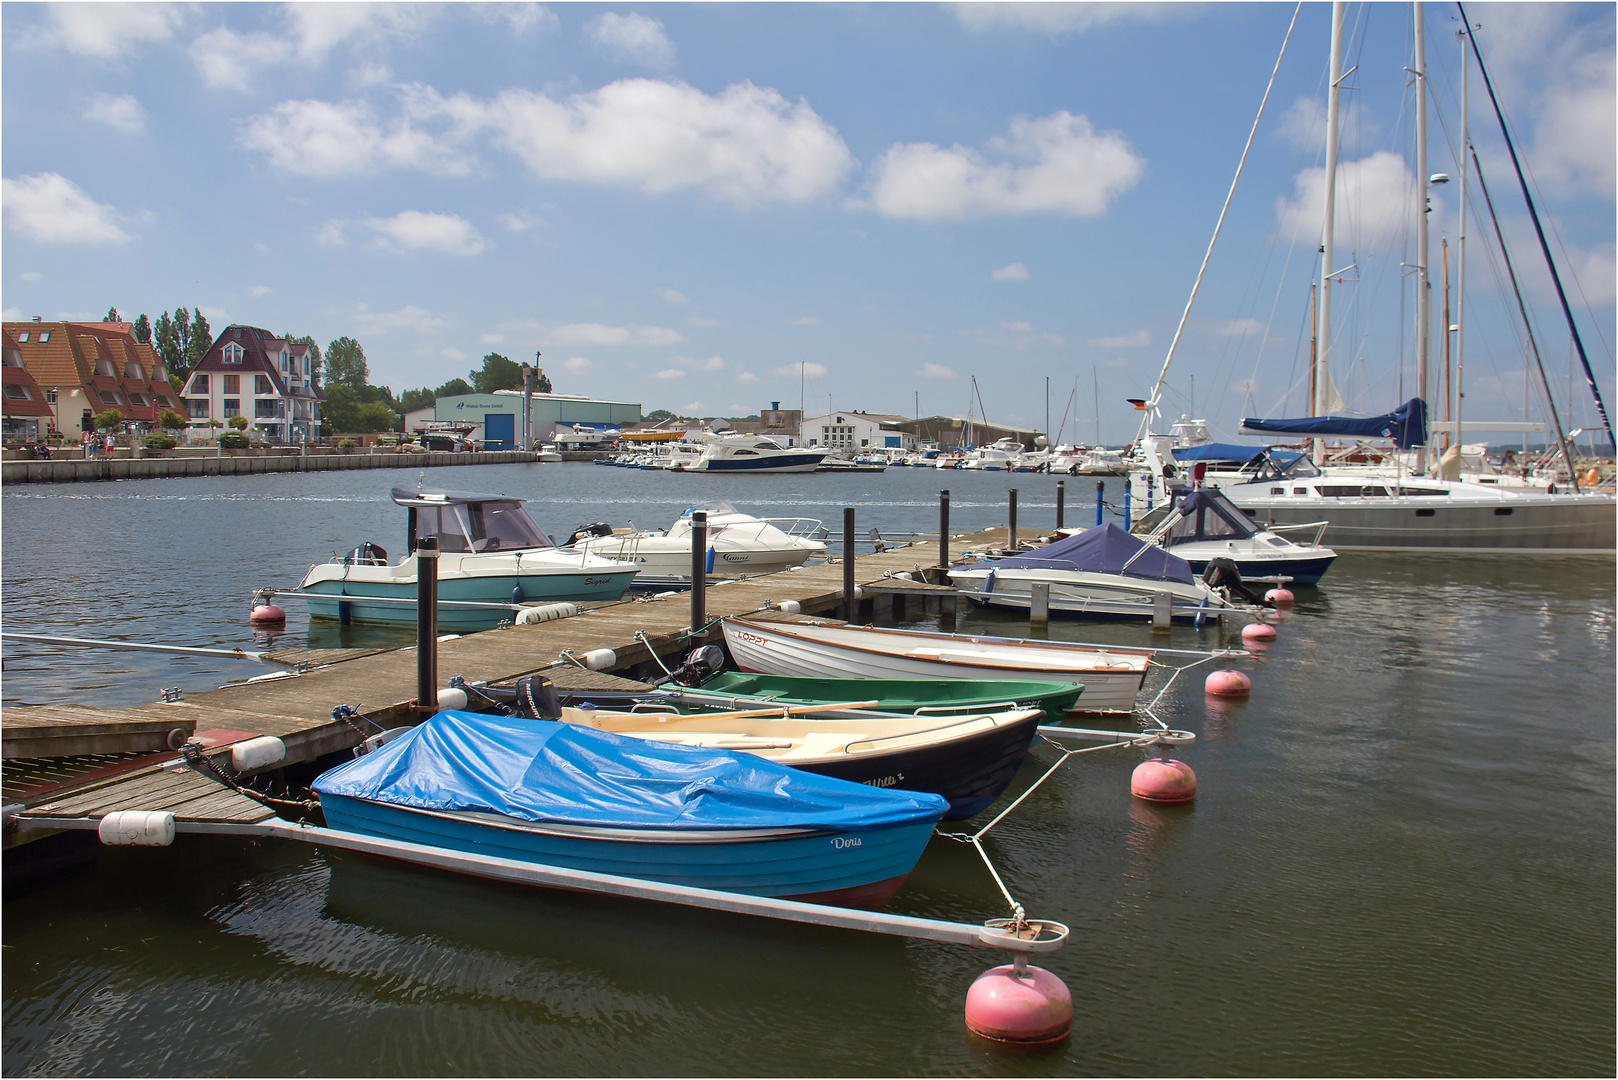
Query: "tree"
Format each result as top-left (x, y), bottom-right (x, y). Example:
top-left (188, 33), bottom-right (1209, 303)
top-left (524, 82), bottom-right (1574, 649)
top-left (469, 352), bottom-right (524, 393)
top-left (186, 309), bottom-right (212, 373)
top-left (536, 369), bottom-right (552, 393)
top-left (153, 311), bottom-right (179, 370)
top-left (94, 409), bottom-right (124, 431)
top-left (645, 409), bottom-right (677, 424)
top-left (157, 409), bottom-right (187, 432)
top-left (398, 377), bottom-right (474, 413)
top-left (325, 336), bottom-right (369, 391)
top-left (354, 401), bottom-right (399, 432)
top-left (228, 415), bottom-right (250, 430)
top-left (104, 306), bottom-right (121, 322)
top-left (152, 307), bottom-right (210, 385)
top-left (132, 314), bottom-right (151, 344)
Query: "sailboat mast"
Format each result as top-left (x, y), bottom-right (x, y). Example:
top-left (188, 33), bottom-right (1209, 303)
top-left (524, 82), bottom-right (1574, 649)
top-left (1442, 237), bottom-right (1452, 450)
top-left (1315, 0), bottom-right (1346, 465)
top-left (1308, 282), bottom-right (1318, 415)
top-left (1455, 26), bottom-right (1469, 450)
top-left (1414, 2), bottom-right (1433, 473)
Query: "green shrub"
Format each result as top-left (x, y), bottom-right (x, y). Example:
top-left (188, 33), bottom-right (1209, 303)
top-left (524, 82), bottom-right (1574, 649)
top-left (143, 433), bottom-right (176, 450)
top-left (337, 438), bottom-right (357, 449)
top-left (227, 415), bottom-right (250, 431)
top-left (217, 431), bottom-right (250, 449)
top-left (93, 409), bottom-right (124, 431)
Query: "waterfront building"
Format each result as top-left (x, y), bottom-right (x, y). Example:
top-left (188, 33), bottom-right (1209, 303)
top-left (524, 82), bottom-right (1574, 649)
top-left (800, 411), bottom-right (916, 456)
top-left (1, 330), bottom-right (55, 441)
top-left (180, 326), bottom-right (322, 445)
top-left (414, 390), bottom-right (642, 450)
top-left (891, 415), bottom-right (1043, 450)
top-left (1, 319), bottom-right (181, 439)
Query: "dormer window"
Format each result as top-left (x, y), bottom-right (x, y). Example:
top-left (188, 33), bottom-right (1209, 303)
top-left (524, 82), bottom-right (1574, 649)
top-left (95, 359), bottom-right (116, 377)
top-left (124, 361), bottom-right (142, 379)
top-left (281, 349), bottom-right (289, 370)
top-left (223, 343), bottom-right (244, 364)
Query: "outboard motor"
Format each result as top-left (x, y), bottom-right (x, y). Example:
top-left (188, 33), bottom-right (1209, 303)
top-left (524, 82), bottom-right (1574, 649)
top-left (564, 522), bottom-right (615, 546)
top-left (671, 645), bottom-right (726, 687)
top-left (1202, 557), bottom-right (1266, 605)
top-left (345, 541), bottom-right (388, 566)
top-left (510, 675), bottom-right (562, 720)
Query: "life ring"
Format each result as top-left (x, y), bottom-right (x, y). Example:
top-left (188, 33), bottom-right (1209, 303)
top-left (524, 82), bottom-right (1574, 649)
top-left (1584, 468), bottom-right (1601, 487)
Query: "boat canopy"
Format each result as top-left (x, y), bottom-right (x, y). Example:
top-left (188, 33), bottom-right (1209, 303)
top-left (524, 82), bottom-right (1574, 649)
top-left (1159, 489), bottom-right (1261, 545)
top-left (313, 710), bottom-right (947, 831)
top-left (993, 523), bottom-right (1196, 584)
top-left (1171, 442), bottom-right (1265, 463)
top-left (391, 486), bottom-right (526, 508)
top-left (1240, 397), bottom-right (1429, 449)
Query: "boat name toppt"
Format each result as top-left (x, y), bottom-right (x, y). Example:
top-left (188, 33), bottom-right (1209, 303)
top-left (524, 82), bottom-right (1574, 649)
top-left (736, 631), bottom-right (770, 646)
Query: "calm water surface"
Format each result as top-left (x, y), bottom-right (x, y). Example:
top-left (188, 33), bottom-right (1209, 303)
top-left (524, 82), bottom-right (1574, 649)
top-left (3, 464), bottom-right (1613, 1075)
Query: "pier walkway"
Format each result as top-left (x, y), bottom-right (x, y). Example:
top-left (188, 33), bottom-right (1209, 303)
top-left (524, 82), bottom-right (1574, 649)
top-left (3, 527), bottom-right (1034, 844)
top-left (0, 447), bottom-right (539, 485)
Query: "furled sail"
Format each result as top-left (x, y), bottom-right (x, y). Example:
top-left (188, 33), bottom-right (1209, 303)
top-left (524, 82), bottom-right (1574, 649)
top-left (1240, 397), bottom-right (1428, 449)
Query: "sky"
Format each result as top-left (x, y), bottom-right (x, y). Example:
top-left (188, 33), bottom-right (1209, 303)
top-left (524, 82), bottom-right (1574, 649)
top-left (3, 2), bottom-right (1613, 447)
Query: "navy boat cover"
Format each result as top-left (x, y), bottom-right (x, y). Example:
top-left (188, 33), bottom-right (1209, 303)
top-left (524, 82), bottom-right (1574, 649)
top-left (313, 710), bottom-right (947, 832)
top-left (1161, 489), bottom-right (1261, 544)
top-left (992, 523), bottom-right (1196, 585)
top-left (1240, 397), bottom-right (1429, 449)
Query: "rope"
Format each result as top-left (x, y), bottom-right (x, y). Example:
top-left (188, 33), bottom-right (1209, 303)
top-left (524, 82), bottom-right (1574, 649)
top-left (637, 631), bottom-right (676, 676)
top-left (180, 741), bottom-right (317, 816)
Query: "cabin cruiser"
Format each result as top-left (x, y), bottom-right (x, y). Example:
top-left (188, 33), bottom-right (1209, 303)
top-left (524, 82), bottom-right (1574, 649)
top-left (1130, 485), bottom-right (1338, 585)
top-left (960, 438), bottom-right (1029, 471)
top-left (298, 487), bottom-right (640, 629)
top-left (565, 503), bottom-right (827, 588)
top-left (686, 432), bottom-right (828, 473)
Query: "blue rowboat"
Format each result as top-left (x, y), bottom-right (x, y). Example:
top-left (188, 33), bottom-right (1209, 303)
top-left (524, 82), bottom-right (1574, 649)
top-left (313, 711), bottom-right (949, 910)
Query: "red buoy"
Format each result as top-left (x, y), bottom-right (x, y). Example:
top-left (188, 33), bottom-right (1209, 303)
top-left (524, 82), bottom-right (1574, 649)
top-left (1265, 587), bottom-right (1295, 605)
top-left (1241, 621), bottom-right (1277, 642)
top-left (249, 604), bottom-right (286, 625)
top-left (1204, 669), bottom-right (1251, 697)
top-left (1131, 758), bottom-right (1197, 803)
top-left (964, 963), bottom-right (1072, 1046)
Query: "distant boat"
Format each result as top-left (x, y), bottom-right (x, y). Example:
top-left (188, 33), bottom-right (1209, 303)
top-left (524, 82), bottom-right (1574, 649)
top-left (313, 710), bottom-right (948, 909)
top-left (722, 614), bottom-right (1151, 713)
top-left (565, 504), bottom-right (827, 587)
top-left (298, 486), bottom-right (639, 630)
top-left (1130, 485), bottom-right (1339, 585)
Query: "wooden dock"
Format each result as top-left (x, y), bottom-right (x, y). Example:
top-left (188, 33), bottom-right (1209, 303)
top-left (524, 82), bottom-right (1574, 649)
top-left (4, 529), bottom-right (1048, 846)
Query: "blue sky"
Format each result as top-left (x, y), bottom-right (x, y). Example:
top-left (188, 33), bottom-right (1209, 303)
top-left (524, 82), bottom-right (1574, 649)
top-left (3, 2), bottom-right (1612, 446)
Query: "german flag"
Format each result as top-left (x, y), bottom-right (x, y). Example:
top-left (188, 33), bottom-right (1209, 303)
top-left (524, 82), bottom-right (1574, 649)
top-left (1127, 398), bottom-right (1148, 411)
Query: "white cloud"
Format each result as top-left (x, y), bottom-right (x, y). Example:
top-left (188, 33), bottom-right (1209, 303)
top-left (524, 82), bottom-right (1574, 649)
top-left (1, 173), bottom-right (132, 244)
top-left (687, 315), bottom-right (720, 327)
top-left (786, 316), bottom-right (820, 326)
top-left (199, 305), bottom-right (228, 325)
top-left (284, 4), bottom-right (437, 62)
top-left (653, 368), bottom-right (687, 380)
top-left (587, 12), bottom-right (674, 69)
top-left (499, 210), bottom-right (547, 233)
top-left (655, 287), bottom-right (689, 303)
top-left (1, 308), bottom-right (21, 321)
top-left (481, 333), bottom-right (507, 345)
top-left (563, 356), bottom-right (597, 373)
top-left (20, 272), bottom-right (43, 283)
top-left (352, 305), bottom-right (450, 335)
top-left (441, 347), bottom-right (467, 362)
top-left (240, 98), bottom-right (474, 178)
top-left (82, 93), bottom-right (147, 135)
top-left (666, 354), bottom-right (726, 372)
top-left (19, 3), bottom-right (184, 58)
top-left (315, 220), bottom-right (347, 245)
top-left (243, 78), bottom-right (854, 206)
top-left (969, 320), bottom-right (1065, 349)
top-left (363, 211), bottom-right (485, 256)
top-left (918, 363), bottom-right (958, 380)
top-left (736, 372), bottom-right (757, 384)
top-left (990, 262), bottom-right (1030, 281)
top-left (680, 401), bottom-right (703, 413)
top-left (1088, 330), bottom-right (1149, 348)
top-left (480, 3), bottom-right (559, 37)
top-left (772, 361), bottom-right (827, 378)
top-left (1273, 95), bottom-right (1379, 152)
top-left (1207, 318), bottom-right (1266, 339)
top-left (1274, 151), bottom-right (1425, 249)
top-left (863, 111), bottom-right (1144, 220)
top-left (547, 323), bottom-right (682, 347)
top-left (248, 285), bottom-right (272, 297)
top-left (190, 28), bottom-right (294, 92)
top-left (953, 3), bottom-right (1178, 35)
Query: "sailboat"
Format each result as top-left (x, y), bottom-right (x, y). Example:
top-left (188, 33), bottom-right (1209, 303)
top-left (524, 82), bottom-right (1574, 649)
top-left (1135, 3), bottom-right (1614, 553)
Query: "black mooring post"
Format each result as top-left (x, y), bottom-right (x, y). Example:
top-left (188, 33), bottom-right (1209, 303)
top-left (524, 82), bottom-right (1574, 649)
top-left (1056, 480), bottom-right (1065, 530)
top-left (843, 506), bottom-right (856, 623)
top-left (690, 510), bottom-right (707, 633)
top-left (416, 536), bottom-right (438, 717)
top-left (939, 489), bottom-right (950, 573)
top-left (1008, 488), bottom-right (1018, 550)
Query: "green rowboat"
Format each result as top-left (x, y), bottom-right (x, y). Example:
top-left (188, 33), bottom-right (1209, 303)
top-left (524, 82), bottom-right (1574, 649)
top-left (682, 672), bottom-right (1085, 714)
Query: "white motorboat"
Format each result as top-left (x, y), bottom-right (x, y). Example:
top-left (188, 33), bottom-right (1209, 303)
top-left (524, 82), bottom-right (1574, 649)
top-left (535, 444), bottom-right (563, 463)
top-left (686, 432), bottom-right (828, 473)
top-left (298, 487), bottom-right (640, 630)
top-left (721, 615), bottom-right (1153, 713)
top-left (948, 523), bottom-right (1260, 625)
top-left (567, 504), bottom-right (827, 587)
top-left (961, 438), bottom-right (1030, 472)
top-left (1130, 485), bottom-right (1338, 584)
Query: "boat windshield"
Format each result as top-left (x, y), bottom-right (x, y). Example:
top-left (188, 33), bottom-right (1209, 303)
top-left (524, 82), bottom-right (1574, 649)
top-left (1250, 451), bottom-right (1322, 483)
top-left (415, 500), bottom-right (554, 552)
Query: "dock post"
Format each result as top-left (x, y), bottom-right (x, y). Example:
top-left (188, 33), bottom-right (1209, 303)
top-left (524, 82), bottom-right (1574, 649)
top-left (939, 489), bottom-right (950, 574)
top-left (1055, 480), bottom-right (1065, 530)
top-left (689, 511), bottom-right (707, 633)
top-left (843, 507), bottom-right (856, 623)
top-left (1008, 488), bottom-right (1018, 550)
top-left (416, 536), bottom-right (438, 717)
top-left (1095, 480), bottom-right (1105, 526)
top-left (1123, 478), bottom-right (1132, 531)
top-left (1030, 581), bottom-right (1050, 633)
top-left (1152, 592), bottom-right (1172, 630)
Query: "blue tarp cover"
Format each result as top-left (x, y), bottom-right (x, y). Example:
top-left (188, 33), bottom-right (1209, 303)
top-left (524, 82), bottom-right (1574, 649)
top-left (314, 710), bottom-right (947, 832)
top-left (1241, 397), bottom-right (1430, 449)
top-left (992, 523), bottom-right (1196, 585)
top-left (1171, 442), bottom-right (1264, 463)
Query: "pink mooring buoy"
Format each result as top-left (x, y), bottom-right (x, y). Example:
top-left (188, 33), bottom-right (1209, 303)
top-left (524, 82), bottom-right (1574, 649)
top-left (1264, 587), bottom-right (1296, 606)
top-left (1241, 621), bottom-right (1277, 642)
top-left (1205, 669), bottom-right (1251, 697)
top-left (1131, 757), bottom-right (1197, 803)
top-left (250, 603), bottom-right (286, 625)
top-left (964, 962), bottom-right (1072, 1047)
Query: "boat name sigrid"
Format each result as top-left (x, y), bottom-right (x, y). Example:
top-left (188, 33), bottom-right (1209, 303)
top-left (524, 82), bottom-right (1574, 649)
top-left (583, 576), bottom-right (613, 586)
top-left (831, 836), bottom-right (863, 849)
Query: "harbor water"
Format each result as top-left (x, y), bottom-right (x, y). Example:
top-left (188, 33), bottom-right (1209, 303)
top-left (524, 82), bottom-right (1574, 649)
top-left (3, 463), bottom-right (1613, 1075)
